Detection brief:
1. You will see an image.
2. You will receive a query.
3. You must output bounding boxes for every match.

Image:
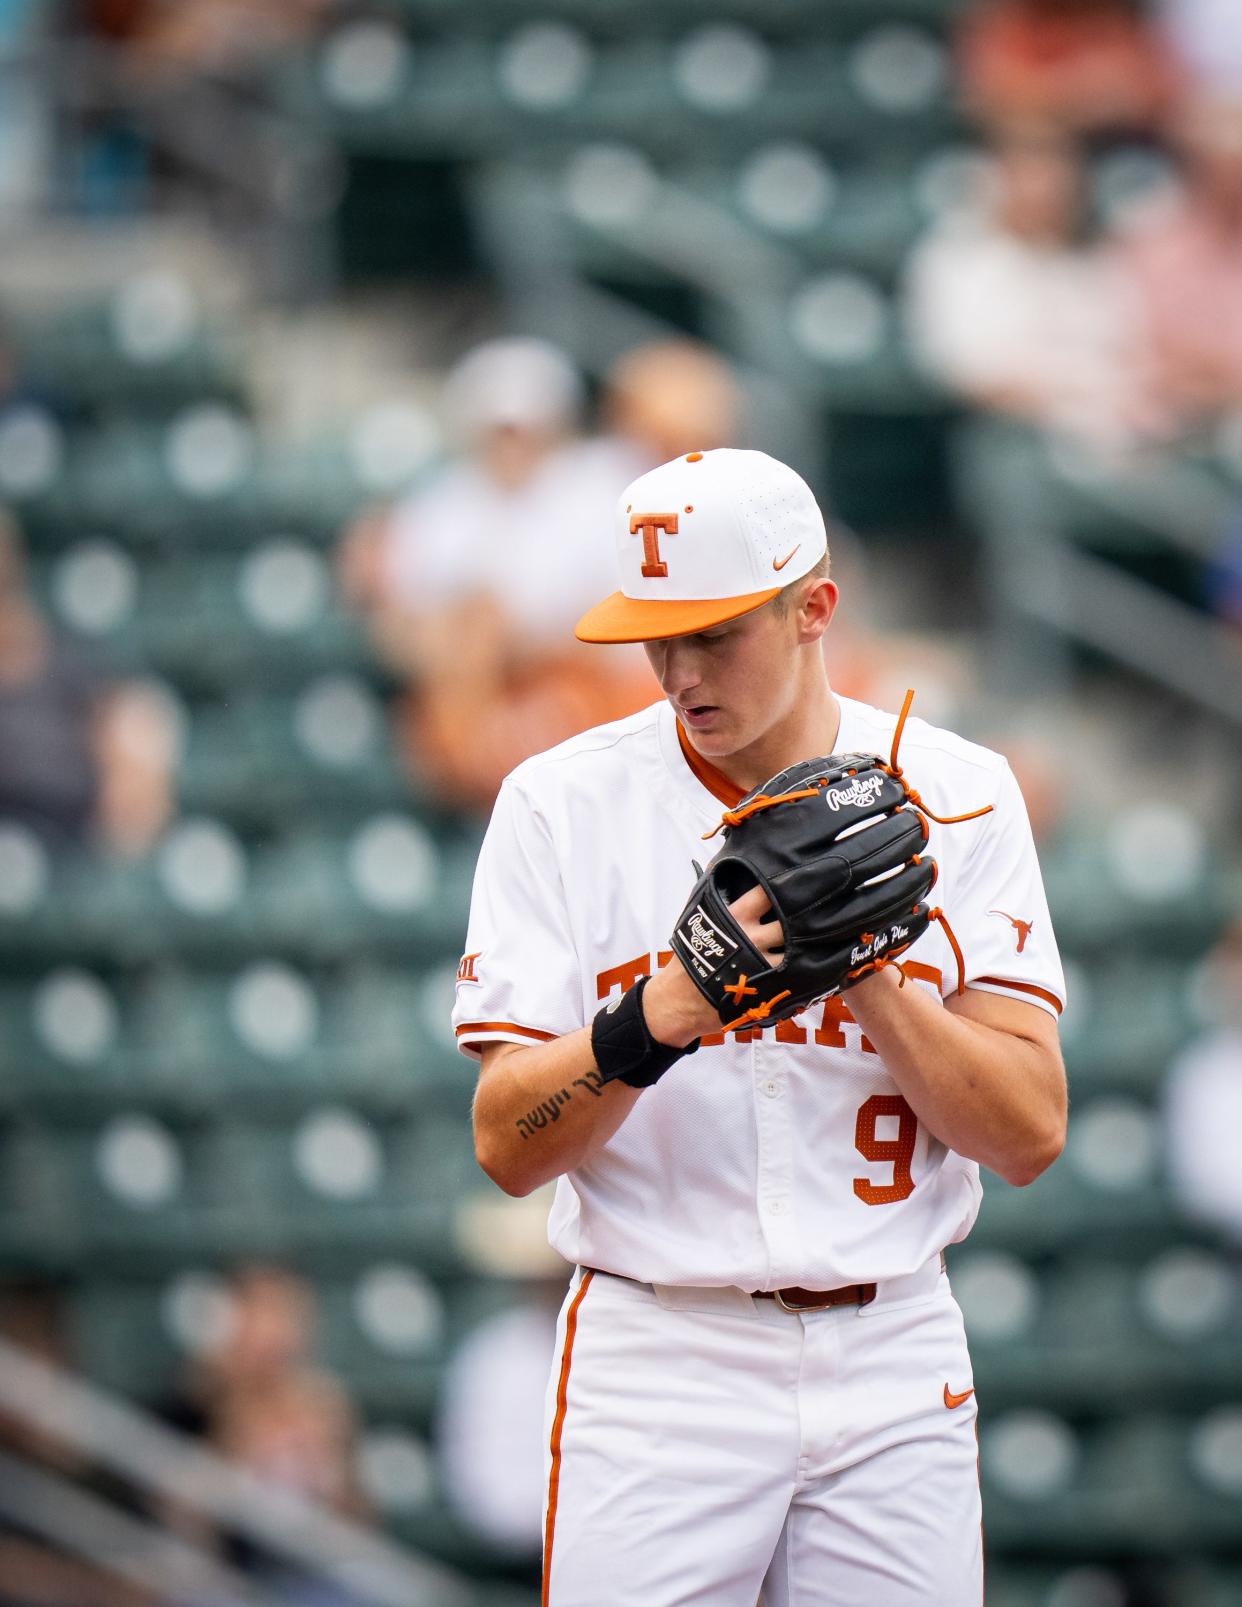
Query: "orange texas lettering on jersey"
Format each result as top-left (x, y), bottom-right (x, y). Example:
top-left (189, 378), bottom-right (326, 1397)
top-left (597, 950), bottom-right (945, 1050)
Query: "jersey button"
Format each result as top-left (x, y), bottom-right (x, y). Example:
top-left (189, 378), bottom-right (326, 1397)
top-left (765, 1198), bottom-right (788, 1216)
top-left (761, 1079), bottom-right (779, 1098)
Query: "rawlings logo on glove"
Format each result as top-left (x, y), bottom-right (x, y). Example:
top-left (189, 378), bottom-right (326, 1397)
top-left (824, 773), bottom-right (886, 813)
top-left (682, 907), bottom-right (735, 976)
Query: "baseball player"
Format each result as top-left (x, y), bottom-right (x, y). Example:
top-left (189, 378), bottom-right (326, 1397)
top-left (454, 448), bottom-right (1067, 1606)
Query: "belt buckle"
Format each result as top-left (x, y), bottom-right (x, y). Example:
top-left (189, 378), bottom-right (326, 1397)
top-left (773, 1288), bottom-right (836, 1314)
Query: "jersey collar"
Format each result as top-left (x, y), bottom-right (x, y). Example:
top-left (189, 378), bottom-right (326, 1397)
top-left (675, 719), bottom-right (746, 808)
top-left (660, 696), bottom-right (856, 814)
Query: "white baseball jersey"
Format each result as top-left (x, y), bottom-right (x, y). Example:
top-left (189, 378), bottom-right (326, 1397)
top-left (453, 694), bottom-right (1065, 1290)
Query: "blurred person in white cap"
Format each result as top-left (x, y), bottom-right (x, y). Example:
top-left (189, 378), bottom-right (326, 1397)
top-left (361, 336), bottom-right (593, 638)
top-left (339, 336), bottom-right (655, 810)
top-left (454, 447), bottom-right (1067, 1604)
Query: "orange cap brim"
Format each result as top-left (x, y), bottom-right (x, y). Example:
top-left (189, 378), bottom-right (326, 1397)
top-left (574, 586), bottom-right (780, 644)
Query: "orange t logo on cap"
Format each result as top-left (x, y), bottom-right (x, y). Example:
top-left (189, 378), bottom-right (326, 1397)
top-left (629, 511), bottom-right (679, 578)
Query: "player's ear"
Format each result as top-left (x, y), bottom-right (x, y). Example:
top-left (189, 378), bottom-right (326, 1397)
top-left (795, 577), bottom-right (839, 644)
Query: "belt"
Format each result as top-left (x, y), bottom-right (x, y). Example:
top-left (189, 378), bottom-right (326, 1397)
top-left (751, 1283), bottom-right (876, 1312)
top-left (584, 1253), bottom-right (944, 1316)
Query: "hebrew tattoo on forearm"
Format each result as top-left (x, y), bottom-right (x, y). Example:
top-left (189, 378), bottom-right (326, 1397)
top-left (514, 1069), bottom-right (608, 1139)
top-left (515, 1087), bottom-right (571, 1140)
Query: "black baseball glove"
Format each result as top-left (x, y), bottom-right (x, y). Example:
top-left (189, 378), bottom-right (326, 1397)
top-left (669, 753), bottom-right (937, 1030)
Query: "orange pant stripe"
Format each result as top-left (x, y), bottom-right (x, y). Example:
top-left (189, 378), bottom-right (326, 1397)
top-left (542, 1270), bottom-right (594, 1606)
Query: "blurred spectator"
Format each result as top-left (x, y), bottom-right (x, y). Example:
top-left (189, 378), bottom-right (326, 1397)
top-left (1164, 920), bottom-right (1242, 1242)
top-left (1158, 0), bottom-right (1242, 97)
top-left (438, 1191), bottom-right (568, 1567)
top-left (0, 511), bottom-right (174, 853)
top-left (156, 1266), bottom-right (370, 1604)
top-left (587, 337), bottom-right (744, 483)
top-left (214, 1370), bottom-right (364, 1516)
top-left (0, 1282), bottom-right (149, 1606)
top-left (360, 337), bottom-right (600, 653)
top-left (342, 337), bottom-right (742, 643)
top-left (957, 0), bottom-right (1176, 138)
top-left (168, 1266), bottom-right (366, 1520)
top-left (904, 125), bottom-right (1161, 448)
top-left (69, 0), bottom-right (329, 211)
top-left (342, 337), bottom-right (733, 811)
top-left (78, 0), bottom-right (327, 83)
top-left (1118, 96), bottom-right (1242, 433)
top-left (437, 1294), bottom-right (557, 1565)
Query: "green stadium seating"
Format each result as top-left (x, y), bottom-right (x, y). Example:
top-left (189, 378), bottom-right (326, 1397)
top-left (17, 318), bottom-right (242, 422)
top-left (68, 1280), bottom-right (184, 1402)
top-left (970, 1257), bottom-right (1242, 1415)
top-left (1058, 957), bottom-right (1196, 1098)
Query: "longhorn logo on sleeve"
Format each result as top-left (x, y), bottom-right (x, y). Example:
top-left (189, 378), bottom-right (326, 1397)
top-left (824, 774), bottom-right (886, 812)
top-left (989, 910), bottom-right (1034, 953)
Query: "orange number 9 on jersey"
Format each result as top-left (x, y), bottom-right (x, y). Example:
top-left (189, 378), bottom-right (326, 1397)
top-left (853, 1094), bottom-right (917, 1205)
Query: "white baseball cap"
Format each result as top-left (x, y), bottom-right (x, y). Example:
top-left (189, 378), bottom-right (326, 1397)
top-left (575, 447), bottom-right (828, 643)
top-left (442, 337), bottom-right (583, 438)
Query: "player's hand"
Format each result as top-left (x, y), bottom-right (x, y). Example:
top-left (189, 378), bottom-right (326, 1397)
top-left (728, 883), bottom-right (786, 961)
top-left (643, 884), bottom-right (785, 1048)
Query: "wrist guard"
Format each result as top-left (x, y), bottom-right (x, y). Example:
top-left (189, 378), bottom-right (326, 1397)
top-left (591, 976), bottom-right (699, 1089)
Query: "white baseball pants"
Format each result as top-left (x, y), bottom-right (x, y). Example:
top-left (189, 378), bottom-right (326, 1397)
top-left (541, 1259), bottom-right (982, 1606)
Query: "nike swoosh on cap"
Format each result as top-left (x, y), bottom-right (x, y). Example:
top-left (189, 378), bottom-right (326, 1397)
top-left (772, 544), bottom-right (801, 572)
top-left (944, 1383), bottom-right (976, 1410)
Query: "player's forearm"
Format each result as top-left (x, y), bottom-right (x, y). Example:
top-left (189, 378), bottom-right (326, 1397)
top-left (472, 1029), bottom-right (645, 1197)
top-left (846, 969), bottom-right (1066, 1187)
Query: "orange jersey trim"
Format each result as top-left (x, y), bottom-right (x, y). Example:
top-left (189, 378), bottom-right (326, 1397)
top-left (676, 720), bottom-right (747, 808)
top-left (542, 1270), bottom-right (594, 1606)
top-left (971, 976), bottom-right (1063, 1016)
top-left (456, 1020), bottom-right (558, 1043)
